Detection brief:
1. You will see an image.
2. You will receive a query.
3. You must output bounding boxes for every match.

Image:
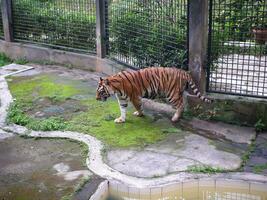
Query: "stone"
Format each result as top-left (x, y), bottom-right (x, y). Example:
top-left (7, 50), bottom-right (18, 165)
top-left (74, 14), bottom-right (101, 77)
top-left (106, 150), bottom-right (137, 166)
top-left (0, 129), bottom-right (13, 140)
top-left (43, 105), bottom-right (65, 115)
top-left (110, 151), bottom-right (178, 178)
top-left (172, 134), bottom-right (241, 170)
top-left (106, 132), bottom-right (242, 178)
top-left (185, 118), bottom-right (256, 144)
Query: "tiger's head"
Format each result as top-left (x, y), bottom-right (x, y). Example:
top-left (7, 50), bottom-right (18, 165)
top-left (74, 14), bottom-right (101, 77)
top-left (96, 77), bottom-right (111, 101)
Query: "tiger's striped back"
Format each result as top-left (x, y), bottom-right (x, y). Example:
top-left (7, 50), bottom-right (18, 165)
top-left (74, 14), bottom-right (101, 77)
top-left (106, 67), bottom-right (210, 106)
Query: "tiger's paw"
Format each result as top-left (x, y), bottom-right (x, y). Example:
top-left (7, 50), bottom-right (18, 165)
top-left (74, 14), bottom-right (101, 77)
top-left (114, 117), bottom-right (125, 123)
top-left (133, 111), bottom-right (144, 117)
top-left (171, 115), bottom-right (180, 123)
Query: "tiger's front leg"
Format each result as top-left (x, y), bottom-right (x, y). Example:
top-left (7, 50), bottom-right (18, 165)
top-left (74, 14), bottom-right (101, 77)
top-left (114, 94), bottom-right (128, 123)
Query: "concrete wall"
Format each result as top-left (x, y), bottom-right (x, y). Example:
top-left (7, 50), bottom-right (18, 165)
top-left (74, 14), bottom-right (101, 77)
top-left (0, 40), bottom-right (125, 75)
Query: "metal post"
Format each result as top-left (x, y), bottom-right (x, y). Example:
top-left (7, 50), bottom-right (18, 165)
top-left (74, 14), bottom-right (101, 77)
top-left (188, 0), bottom-right (209, 93)
top-left (1, 0), bottom-right (13, 42)
top-left (96, 0), bottom-right (107, 58)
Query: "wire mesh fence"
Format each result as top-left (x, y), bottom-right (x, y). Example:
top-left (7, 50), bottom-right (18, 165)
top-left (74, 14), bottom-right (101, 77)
top-left (107, 0), bottom-right (188, 69)
top-left (12, 0), bottom-right (97, 53)
top-left (207, 0), bottom-right (267, 98)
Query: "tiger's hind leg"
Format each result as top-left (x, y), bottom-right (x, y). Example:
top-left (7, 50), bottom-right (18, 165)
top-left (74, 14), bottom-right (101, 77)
top-left (170, 96), bottom-right (184, 122)
top-left (131, 97), bottom-right (144, 117)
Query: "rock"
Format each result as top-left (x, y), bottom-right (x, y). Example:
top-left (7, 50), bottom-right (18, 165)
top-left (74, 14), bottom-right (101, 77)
top-left (106, 132), bottom-right (243, 178)
top-left (43, 106), bottom-right (65, 115)
top-left (185, 118), bottom-right (256, 144)
top-left (0, 129), bottom-right (13, 140)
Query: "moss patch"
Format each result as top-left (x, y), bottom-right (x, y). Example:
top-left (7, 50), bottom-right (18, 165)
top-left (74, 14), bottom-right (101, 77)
top-left (7, 74), bottom-right (172, 148)
top-left (8, 75), bottom-right (83, 103)
top-left (67, 99), bottom-right (166, 147)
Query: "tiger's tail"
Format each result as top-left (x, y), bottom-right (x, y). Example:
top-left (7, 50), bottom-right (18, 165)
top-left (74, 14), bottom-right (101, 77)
top-left (187, 75), bottom-right (211, 103)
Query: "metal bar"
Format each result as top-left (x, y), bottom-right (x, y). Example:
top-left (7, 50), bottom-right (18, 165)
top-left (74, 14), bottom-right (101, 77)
top-left (188, 0), bottom-right (209, 93)
top-left (96, 0), bottom-right (107, 58)
top-left (1, 0), bottom-right (13, 42)
top-left (206, 0), bottom-right (213, 92)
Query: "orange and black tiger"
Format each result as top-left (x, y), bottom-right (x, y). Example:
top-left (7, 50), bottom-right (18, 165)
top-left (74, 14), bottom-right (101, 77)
top-left (96, 67), bottom-right (211, 123)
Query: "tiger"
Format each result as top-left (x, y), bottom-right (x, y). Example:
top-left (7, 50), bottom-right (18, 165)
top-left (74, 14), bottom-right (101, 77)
top-left (96, 67), bottom-right (211, 123)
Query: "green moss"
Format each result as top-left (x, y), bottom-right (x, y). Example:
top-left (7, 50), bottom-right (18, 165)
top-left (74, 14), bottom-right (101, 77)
top-left (161, 127), bottom-right (182, 134)
top-left (8, 75), bottom-right (82, 103)
top-left (67, 99), bottom-right (166, 148)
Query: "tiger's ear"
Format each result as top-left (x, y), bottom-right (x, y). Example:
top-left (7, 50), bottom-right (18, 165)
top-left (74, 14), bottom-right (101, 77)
top-left (100, 77), bottom-right (103, 81)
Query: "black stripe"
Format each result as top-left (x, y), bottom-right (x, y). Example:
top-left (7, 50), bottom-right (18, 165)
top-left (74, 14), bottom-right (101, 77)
top-left (150, 73), bottom-right (158, 93)
top-left (121, 71), bottom-right (133, 85)
top-left (172, 98), bottom-right (180, 106)
top-left (137, 71), bottom-right (146, 89)
top-left (110, 79), bottom-right (121, 84)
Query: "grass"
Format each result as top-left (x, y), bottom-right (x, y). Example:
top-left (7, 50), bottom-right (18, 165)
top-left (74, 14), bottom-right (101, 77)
top-left (254, 119), bottom-right (266, 132)
top-left (253, 163), bottom-right (267, 173)
top-left (7, 74), bottom-right (175, 148)
top-left (240, 139), bottom-right (256, 169)
top-left (7, 101), bottom-right (67, 131)
top-left (14, 58), bottom-right (29, 65)
top-left (187, 165), bottom-right (225, 174)
top-left (76, 140), bottom-right (89, 167)
top-left (0, 53), bottom-right (29, 67)
top-left (0, 53), bottom-right (12, 67)
top-left (60, 176), bottom-right (91, 200)
top-left (74, 176), bottom-right (91, 193)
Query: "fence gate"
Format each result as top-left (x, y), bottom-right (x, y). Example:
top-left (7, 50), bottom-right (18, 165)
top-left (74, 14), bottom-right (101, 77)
top-left (207, 0), bottom-right (267, 98)
top-left (106, 0), bottom-right (188, 69)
